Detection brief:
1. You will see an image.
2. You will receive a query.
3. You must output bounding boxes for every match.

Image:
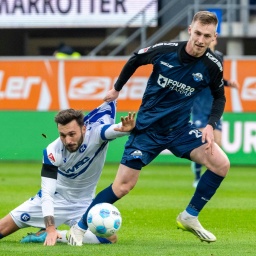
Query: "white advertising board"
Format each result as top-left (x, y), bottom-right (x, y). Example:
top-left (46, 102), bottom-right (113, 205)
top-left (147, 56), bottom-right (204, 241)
top-left (0, 0), bottom-right (158, 28)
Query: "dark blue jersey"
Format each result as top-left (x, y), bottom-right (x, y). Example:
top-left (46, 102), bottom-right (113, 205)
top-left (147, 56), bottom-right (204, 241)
top-left (114, 41), bottom-right (225, 133)
top-left (192, 86), bottom-right (213, 120)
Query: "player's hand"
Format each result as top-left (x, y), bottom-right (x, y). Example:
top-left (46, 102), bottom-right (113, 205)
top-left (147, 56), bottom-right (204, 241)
top-left (114, 112), bottom-right (136, 132)
top-left (202, 125), bottom-right (215, 155)
top-left (228, 80), bottom-right (240, 89)
top-left (43, 226), bottom-right (62, 246)
top-left (103, 88), bottom-right (119, 102)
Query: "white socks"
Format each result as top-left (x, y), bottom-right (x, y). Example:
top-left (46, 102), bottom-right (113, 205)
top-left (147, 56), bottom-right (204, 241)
top-left (181, 210), bottom-right (196, 219)
top-left (56, 229), bottom-right (101, 244)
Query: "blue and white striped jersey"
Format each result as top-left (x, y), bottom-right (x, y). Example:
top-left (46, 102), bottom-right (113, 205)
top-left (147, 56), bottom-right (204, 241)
top-left (40, 101), bottom-right (128, 217)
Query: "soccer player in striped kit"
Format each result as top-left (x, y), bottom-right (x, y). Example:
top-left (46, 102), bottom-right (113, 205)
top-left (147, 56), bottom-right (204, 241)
top-left (0, 101), bottom-right (135, 246)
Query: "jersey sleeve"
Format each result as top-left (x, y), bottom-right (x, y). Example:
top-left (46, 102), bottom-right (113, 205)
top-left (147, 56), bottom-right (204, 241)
top-left (40, 139), bottom-right (62, 218)
top-left (41, 176), bottom-right (57, 217)
top-left (114, 42), bottom-right (178, 91)
top-left (114, 53), bottom-right (151, 91)
top-left (208, 61), bottom-right (226, 128)
top-left (214, 49), bottom-right (229, 86)
top-left (100, 123), bottom-right (130, 140)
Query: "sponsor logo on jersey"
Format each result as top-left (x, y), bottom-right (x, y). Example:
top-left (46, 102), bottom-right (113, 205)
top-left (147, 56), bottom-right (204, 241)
top-left (138, 47), bottom-right (151, 54)
top-left (20, 213), bottom-right (30, 222)
top-left (206, 52), bottom-right (223, 72)
top-left (63, 156), bottom-right (90, 174)
top-left (79, 144), bottom-right (87, 153)
top-left (152, 42), bottom-right (178, 48)
top-left (131, 150), bottom-right (142, 159)
top-left (189, 129), bottom-right (202, 138)
top-left (160, 61), bottom-right (174, 69)
top-left (48, 153), bottom-right (55, 162)
top-left (192, 73), bottom-right (203, 82)
top-left (157, 74), bottom-right (195, 96)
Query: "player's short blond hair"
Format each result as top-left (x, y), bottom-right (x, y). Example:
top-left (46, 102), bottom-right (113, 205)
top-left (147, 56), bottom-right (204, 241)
top-left (192, 11), bottom-right (218, 26)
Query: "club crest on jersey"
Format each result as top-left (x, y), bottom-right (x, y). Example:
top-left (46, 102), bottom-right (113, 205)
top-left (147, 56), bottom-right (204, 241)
top-left (192, 73), bottom-right (203, 82)
top-left (20, 213), bottom-right (30, 222)
top-left (79, 144), bottom-right (87, 153)
top-left (138, 47), bottom-right (151, 54)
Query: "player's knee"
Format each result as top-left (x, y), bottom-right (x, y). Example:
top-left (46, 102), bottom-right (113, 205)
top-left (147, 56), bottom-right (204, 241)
top-left (216, 157), bottom-right (230, 177)
top-left (118, 183), bottom-right (134, 197)
top-left (223, 158), bottom-right (230, 173)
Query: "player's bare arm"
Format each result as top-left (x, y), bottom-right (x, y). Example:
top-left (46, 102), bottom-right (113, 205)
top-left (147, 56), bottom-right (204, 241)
top-left (43, 215), bottom-right (61, 246)
top-left (41, 166), bottom-right (60, 246)
top-left (104, 88), bottom-right (119, 102)
top-left (44, 215), bottom-right (55, 227)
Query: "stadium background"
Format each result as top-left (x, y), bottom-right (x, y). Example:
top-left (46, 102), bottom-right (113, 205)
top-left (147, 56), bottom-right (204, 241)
top-left (0, 0), bottom-right (255, 165)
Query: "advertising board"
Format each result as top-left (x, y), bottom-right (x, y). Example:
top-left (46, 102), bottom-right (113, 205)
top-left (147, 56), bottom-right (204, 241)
top-left (0, 57), bottom-right (255, 164)
top-left (0, 58), bottom-right (256, 112)
top-left (0, 0), bottom-right (157, 28)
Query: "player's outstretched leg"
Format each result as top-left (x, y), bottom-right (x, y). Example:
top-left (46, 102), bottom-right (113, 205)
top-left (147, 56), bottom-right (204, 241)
top-left (20, 227), bottom-right (116, 245)
top-left (66, 224), bottom-right (85, 246)
top-left (67, 184), bottom-right (119, 246)
top-left (20, 229), bottom-right (47, 243)
top-left (176, 169), bottom-right (227, 242)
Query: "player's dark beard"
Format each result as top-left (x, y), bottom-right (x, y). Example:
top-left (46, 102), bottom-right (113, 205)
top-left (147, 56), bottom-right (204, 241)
top-left (65, 130), bottom-right (84, 153)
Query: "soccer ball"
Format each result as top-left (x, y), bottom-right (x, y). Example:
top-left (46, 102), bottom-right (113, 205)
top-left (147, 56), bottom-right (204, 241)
top-left (87, 203), bottom-right (122, 237)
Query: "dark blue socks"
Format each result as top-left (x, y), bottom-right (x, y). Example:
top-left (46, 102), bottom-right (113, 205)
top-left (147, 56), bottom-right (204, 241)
top-left (96, 236), bottom-right (112, 244)
top-left (186, 169), bottom-right (224, 216)
top-left (78, 184), bottom-right (119, 230)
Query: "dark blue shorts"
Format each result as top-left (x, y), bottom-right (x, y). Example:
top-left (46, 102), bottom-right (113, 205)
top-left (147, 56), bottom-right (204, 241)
top-left (120, 122), bottom-right (205, 170)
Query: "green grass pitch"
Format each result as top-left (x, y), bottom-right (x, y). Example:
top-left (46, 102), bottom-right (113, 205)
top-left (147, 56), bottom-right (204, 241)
top-left (0, 162), bottom-right (256, 256)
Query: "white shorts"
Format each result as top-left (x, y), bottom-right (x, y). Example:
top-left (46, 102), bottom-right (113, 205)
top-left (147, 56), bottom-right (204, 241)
top-left (10, 192), bottom-right (91, 229)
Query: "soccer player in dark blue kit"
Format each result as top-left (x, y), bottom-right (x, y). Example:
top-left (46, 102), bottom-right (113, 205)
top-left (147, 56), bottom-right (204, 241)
top-left (67, 11), bottom-right (230, 245)
top-left (191, 37), bottom-right (239, 188)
